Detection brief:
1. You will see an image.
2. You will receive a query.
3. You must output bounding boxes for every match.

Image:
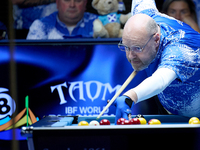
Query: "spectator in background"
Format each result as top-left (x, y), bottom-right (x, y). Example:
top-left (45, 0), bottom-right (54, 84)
top-left (162, 0), bottom-right (200, 32)
top-left (26, 0), bottom-right (97, 39)
top-left (12, 0), bottom-right (57, 30)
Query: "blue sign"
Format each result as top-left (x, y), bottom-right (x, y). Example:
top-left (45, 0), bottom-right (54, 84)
top-left (0, 39), bottom-right (147, 120)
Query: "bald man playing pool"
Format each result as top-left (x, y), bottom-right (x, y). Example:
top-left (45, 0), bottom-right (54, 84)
top-left (114, 0), bottom-right (200, 124)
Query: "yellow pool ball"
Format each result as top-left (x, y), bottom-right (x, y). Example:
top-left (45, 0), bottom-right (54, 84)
top-left (138, 118), bottom-right (147, 125)
top-left (148, 119), bottom-right (161, 125)
top-left (78, 121), bottom-right (89, 126)
top-left (189, 117), bottom-right (200, 124)
top-left (190, 120), bottom-right (200, 124)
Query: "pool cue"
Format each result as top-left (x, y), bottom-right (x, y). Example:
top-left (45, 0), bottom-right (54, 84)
top-left (97, 70), bottom-right (137, 120)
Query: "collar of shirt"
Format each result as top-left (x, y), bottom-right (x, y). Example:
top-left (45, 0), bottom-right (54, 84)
top-left (56, 14), bottom-right (84, 32)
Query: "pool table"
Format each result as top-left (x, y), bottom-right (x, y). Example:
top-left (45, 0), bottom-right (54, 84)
top-left (21, 115), bottom-right (200, 150)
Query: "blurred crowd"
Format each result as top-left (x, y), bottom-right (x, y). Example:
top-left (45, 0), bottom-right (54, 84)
top-left (0, 0), bottom-right (199, 40)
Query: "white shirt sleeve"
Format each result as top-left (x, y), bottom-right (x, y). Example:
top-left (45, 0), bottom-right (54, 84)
top-left (131, 0), bottom-right (158, 15)
top-left (133, 68), bottom-right (177, 103)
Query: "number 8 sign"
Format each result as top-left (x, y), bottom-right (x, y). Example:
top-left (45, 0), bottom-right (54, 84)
top-left (0, 88), bottom-right (16, 120)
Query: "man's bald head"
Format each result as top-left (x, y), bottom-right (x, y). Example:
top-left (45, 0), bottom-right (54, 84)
top-left (123, 14), bottom-right (158, 41)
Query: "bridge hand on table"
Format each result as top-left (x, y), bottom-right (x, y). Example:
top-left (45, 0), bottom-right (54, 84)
top-left (113, 95), bottom-right (134, 124)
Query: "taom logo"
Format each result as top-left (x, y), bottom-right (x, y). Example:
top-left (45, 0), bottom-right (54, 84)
top-left (0, 88), bottom-right (16, 120)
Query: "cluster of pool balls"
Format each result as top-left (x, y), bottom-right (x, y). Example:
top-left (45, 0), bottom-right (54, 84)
top-left (78, 115), bottom-right (200, 126)
top-left (78, 115), bottom-right (161, 126)
top-left (78, 119), bottom-right (110, 126)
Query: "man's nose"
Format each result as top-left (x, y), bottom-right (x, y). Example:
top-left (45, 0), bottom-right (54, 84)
top-left (127, 51), bottom-right (137, 59)
top-left (126, 51), bottom-right (137, 60)
top-left (69, 0), bottom-right (75, 7)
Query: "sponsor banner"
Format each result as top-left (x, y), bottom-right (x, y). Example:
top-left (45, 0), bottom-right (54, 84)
top-left (0, 40), bottom-right (147, 132)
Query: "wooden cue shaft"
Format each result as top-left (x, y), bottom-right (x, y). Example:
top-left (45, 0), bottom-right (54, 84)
top-left (97, 71), bottom-right (137, 119)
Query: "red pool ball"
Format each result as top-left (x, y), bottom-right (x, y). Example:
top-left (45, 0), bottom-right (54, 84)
top-left (122, 120), bottom-right (132, 125)
top-left (100, 119), bottom-right (110, 125)
top-left (130, 118), bottom-right (140, 125)
top-left (117, 118), bottom-right (126, 125)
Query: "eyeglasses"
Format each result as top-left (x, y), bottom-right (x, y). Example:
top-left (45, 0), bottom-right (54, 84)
top-left (118, 34), bottom-right (155, 53)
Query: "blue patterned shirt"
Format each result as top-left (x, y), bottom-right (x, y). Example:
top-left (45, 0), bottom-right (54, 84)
top-left (27, 11), bottom-right (98, 39)
top-left (132, 0), bottom-right (200, 117)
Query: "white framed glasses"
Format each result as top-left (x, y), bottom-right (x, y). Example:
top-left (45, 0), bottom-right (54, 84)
top-left (118, 33), bottom-right (155, 53)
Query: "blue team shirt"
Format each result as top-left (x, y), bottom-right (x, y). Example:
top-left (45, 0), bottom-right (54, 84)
top-left (132, 0), bottom-right (200, 117)
top-left (27, 11), bottom-right (98, 39)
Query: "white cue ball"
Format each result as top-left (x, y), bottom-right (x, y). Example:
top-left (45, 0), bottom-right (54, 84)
top-left (89, 120), bottom-right (100, 126)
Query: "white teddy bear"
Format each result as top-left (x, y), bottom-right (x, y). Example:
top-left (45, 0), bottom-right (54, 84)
top-left (92, 0), bottom-right (131, 38)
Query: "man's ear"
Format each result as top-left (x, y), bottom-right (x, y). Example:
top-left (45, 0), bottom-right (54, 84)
top-left (154, 33), bottom-right (160, 47)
